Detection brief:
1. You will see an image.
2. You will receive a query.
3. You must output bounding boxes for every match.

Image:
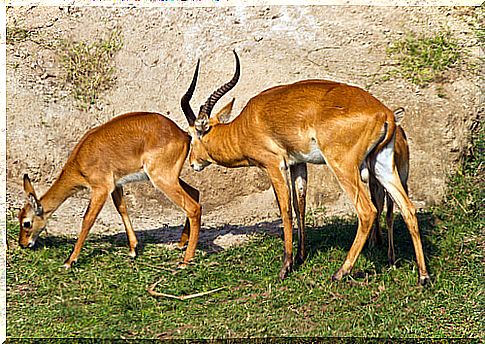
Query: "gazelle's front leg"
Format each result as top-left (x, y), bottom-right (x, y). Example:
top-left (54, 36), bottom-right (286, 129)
top-left (177, 179), bottom-right (200, 249)
top-left (290, 163), bottom-right (308, 266)
top-left (64, 187), bottom-right (109, 268)
top-left (266, 163), bottom-right (293, 280)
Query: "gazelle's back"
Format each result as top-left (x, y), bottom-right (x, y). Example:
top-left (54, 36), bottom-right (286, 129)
top-left (66, 112), bottom-right (189, 182)
top-left (236, 80), bottom-right (393, 161)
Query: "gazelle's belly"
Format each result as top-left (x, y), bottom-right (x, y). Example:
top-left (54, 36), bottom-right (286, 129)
top-left (115, 171), bottom-right (149, 186)
top-left (288, 139), bottom-right (326, 165)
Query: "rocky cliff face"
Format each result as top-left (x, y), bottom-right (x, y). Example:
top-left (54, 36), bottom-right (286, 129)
top-left (6, 5), bottom-right (482, 234)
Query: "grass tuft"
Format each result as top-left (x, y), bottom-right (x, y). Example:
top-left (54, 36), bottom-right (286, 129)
top-left (387, 31), bottom-right (463, 86)
top-left (59, 30), bottom-right (123, 110)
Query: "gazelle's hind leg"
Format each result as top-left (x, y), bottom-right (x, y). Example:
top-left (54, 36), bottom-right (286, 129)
top-left (290, 163), bottom-right (308, 266)
top-left (372, 139), bottom-right (429, 285)
top-left (111, 185), bottom-right (138, 257)
top-left (385, 179), bottom-right (408, 265)
top-left (385, 193), bottom-right (396, 265)
top-left (369, 175), bottom-right (385, 248)
top-left (328, 162), bottom-right (377, 281)
top-left (177, 179), bottom-right (200, 249)
top-left (145, 166), bottom-right (201, 265)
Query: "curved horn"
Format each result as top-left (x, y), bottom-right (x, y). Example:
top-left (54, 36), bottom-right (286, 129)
top-left (200, 50), bottom-right (240, 117)
top-left (181, 59), bottom-right (200, 126)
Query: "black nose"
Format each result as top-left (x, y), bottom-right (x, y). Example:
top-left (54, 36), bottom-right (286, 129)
top-left (19, 242), bottom-right (28, 249)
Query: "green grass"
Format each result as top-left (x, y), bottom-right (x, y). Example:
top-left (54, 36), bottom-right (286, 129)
top-left (6, 127), bottom-right (484, 340)
top-left (59, 30), bottom-right (123, 109)
top-left (387, 31), bottom-right (463, 86)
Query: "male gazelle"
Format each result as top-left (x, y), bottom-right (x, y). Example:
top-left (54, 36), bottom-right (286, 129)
top-left (19, 112), bottom-right (201, 268)
top-left (181, 51), bottom-right (429, 285)
top-left (368, 108), bottom-right (410, 266)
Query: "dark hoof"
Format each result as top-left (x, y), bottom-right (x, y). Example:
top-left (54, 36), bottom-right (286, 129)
top-left (177, 261), bottom-right (188, 269)
top-left (388, 258), bottom-right (395, 266)
top-left (331, 268), bottom-right (348, 282)
top-left (133, 243), bottom-right (144, 257)
top-left (418, 274), bottom-right (430, 286)
top-left (128, 247), bottom-right (138, 259)
top-left (63, 259), bottom-right (76, 269)
top-left (294, 254), bottom-right (306, 267)
top-left (176, 243), bottom-right (187, 251)
top-left (279, 263), bottom-right (293, 280)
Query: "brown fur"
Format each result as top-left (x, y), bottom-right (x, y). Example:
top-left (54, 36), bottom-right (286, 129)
top-left (188, 77), bottom-right (428, 285)
top-left (19, 112), bottom-right (201, 268)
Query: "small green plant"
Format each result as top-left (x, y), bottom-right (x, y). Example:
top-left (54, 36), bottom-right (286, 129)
top-left (6, 26), bottom-right (37, 45)
top-left (6, 21), bottom-right (58, 49)
top-left (387, 31), bottom-right (462, 86)
top-left (59, 30), bottom-right (123, 109)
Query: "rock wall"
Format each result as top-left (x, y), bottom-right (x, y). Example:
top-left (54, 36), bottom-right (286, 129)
top-left (6, 5), bottom-right (482, 232)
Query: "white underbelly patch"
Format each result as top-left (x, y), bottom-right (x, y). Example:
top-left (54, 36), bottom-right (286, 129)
top-left (288, 138), bottom-right (326, 165)
top-left (115, 171), bottom-right (149, 186)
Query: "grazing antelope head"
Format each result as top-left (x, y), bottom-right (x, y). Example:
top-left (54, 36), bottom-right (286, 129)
top-left (18, 174), bottom-right (47, 248)
top-left (182, 51), bottom-right (429, 285)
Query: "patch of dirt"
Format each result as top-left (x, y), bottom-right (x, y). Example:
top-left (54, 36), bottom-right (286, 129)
top-left (6, 5), bottom-right (482, 249)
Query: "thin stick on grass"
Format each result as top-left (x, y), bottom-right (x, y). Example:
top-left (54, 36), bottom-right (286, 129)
top-left (147, 278), bottom-right (226, 300)
top-left (136, 261), bottom-right (178, 274)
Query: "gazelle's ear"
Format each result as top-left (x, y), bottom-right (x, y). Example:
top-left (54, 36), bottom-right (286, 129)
top-left (23, 174), bottom-right (36, 197)
top-left (212, 98), bottom-right (235, 124)
top-left (393, 107), bottom-right (405, 125)
top-left (195, 109), bottom-right (210, 138)
top-left (28, 194), bottom-right (44, 216)
top-left (194, 106), bottom-right (210, 139)
top-left (23, 174), bottom-right (44, 216)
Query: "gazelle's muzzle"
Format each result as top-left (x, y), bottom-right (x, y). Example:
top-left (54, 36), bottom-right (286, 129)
top-left (19, 228), bottom-right (45, 249)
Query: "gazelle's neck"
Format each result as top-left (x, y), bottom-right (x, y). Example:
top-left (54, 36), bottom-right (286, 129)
top-left (204, 118), bottom-right (250, 168)
top-left (39, 171), bottom-right (80, 217)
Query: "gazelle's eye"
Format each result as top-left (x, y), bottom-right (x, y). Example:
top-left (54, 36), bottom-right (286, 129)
top-left (23, 221), bottom-right (32, 229)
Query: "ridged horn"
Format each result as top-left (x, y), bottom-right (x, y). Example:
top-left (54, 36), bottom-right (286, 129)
top-left (181, 59), bottom-right (200, 126)
top-left (199, 50), bottom-right (240, 117)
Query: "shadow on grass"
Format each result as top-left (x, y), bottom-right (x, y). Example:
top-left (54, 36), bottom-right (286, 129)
top-left (303, 212), bottom-right (437, 275)
top-left (32, 220), bottom-right (283, 251)
top-left (30, 211), bottom-right (438, 277)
